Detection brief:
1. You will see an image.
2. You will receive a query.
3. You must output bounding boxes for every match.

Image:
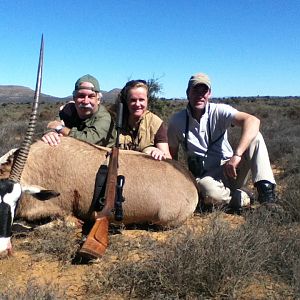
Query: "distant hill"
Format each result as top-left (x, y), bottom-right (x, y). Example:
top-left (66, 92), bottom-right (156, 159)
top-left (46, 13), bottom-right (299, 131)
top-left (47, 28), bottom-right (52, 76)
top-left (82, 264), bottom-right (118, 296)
top-left (101, 88), bottom-right (121, 103)
top-left (2, 85), bottom-right (298, 105)
top-left (0, 85), bottom-right (121, 104)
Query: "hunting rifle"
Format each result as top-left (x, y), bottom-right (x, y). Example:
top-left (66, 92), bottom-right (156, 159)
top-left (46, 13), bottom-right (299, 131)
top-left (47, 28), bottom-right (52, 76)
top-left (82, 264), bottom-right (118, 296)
top-left (79, 103), bottom-right (125, 259)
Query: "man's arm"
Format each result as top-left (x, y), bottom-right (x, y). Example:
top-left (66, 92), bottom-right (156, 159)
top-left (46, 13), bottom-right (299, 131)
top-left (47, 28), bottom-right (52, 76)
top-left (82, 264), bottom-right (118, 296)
top-left (41, 120), bottom-right (70, 146)
top-left (41, 102), bottom-right (76, 146)
top-left (224, 111), bottom-right (260, 178)
top-left (232, 111), bottom-right (260, 156)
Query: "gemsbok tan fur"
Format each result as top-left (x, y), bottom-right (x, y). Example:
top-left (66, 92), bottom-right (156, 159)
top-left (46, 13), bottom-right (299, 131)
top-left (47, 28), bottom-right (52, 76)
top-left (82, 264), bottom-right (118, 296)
top-left (11, 137), bottom-right (199, 227)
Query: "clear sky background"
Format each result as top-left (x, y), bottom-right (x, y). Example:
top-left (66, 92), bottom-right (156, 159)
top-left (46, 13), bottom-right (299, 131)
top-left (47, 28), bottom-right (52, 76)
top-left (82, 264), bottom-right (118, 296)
top-left (0, 0), bottom-right (299, 99)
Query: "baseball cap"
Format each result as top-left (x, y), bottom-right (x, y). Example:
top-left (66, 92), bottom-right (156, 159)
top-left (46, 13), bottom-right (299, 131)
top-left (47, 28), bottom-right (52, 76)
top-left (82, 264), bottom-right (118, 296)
top-left (187, 73), bottom-right (211, 91)
top-left (74, 74), bottom-right (100, 93)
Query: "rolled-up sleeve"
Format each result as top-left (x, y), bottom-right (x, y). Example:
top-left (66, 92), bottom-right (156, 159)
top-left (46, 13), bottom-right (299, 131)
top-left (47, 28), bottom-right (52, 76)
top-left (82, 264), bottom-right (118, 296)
top-left (154, 123), bottom-right (168, 144)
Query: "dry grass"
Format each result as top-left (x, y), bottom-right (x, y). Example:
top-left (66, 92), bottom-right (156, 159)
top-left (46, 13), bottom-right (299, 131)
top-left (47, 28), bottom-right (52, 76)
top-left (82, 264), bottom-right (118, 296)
top-left (16, 219), bottom-right (82, 265)
top-left (1, 211), bottom-right (299, 299)
top-left (0, 280), bottom-right (65, 300)
top-left (82, 210), bottom-right (299, 299)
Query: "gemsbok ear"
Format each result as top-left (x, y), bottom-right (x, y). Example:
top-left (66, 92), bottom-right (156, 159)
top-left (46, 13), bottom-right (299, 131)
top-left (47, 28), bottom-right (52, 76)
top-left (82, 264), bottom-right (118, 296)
top-left (22, 185), bottom-right (60, 201)
top-left (32, 190), bottom-right (60, 201)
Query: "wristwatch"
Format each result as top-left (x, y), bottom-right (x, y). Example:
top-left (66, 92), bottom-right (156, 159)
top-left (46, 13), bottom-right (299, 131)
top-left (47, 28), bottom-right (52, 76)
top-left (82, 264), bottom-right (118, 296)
top-left (55, 124), bottom-right (65, 133)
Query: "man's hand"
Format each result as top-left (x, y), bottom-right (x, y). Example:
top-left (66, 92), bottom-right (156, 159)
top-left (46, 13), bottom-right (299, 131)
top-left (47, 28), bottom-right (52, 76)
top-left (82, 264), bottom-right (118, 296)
top-left (42, 131), bottom-right (62, 146)
top-left (224, 155), bottom-right (242, 178)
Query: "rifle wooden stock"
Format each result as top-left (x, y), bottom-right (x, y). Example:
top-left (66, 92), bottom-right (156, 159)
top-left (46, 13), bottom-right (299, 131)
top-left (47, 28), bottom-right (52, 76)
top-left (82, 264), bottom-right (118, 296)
top-left (79, 147), bottom-right (119, 259)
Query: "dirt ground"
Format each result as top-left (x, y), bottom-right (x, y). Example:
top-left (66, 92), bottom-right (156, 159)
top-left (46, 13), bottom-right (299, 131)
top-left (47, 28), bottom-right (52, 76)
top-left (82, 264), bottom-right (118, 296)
top-left (0, 212), bottom-right (295, 300)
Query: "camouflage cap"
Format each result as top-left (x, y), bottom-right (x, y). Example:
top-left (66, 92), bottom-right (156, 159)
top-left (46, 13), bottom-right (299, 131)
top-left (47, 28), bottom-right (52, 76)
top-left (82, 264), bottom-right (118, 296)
top-left (187, 73), bottom-right (211, 91)
top-left (74, 74), bottom-right (100, 93)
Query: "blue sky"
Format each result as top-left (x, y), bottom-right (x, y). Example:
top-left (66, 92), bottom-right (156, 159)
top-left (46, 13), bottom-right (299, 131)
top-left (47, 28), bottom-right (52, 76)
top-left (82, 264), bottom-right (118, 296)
top-left (0, 0), bottom-right (300, 99)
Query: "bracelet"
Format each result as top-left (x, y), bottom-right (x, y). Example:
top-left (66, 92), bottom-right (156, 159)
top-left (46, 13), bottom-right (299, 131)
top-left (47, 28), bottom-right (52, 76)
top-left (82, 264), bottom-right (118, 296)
top-left (233, 153), bottom-right (242, 157)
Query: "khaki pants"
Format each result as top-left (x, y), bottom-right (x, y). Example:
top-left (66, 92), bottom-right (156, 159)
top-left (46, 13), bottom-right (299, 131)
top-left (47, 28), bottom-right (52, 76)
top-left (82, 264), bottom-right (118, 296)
top-left (197, 132), bottom-right (275, 205)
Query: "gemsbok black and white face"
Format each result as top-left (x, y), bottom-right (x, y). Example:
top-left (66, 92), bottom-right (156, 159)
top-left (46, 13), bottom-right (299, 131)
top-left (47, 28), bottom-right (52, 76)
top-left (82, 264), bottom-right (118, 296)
top-left (0, 179), bottom-right (22, 254)
top-left (0, 176), bottom-right (60, 255)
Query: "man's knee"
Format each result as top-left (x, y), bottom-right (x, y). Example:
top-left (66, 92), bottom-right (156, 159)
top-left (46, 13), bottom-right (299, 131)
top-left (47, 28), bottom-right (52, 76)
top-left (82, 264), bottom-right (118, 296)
top-left (196, 176), bottom-right (231, 204)
top-left (249, 132), bottom-right (264, 148)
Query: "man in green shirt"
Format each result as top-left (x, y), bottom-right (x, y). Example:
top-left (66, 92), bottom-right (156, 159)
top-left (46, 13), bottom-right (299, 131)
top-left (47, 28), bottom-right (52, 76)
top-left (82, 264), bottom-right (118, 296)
top-left (42, 74), bottom-right (115, 147)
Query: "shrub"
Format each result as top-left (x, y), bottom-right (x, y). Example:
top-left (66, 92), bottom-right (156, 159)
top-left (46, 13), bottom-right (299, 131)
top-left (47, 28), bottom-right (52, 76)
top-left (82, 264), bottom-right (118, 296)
top-left (16, 219), bottom-right (81, 264)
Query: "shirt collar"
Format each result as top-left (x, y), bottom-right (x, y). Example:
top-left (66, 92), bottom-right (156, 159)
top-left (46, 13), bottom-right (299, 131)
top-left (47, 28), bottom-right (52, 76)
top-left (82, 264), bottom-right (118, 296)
top-left (186, 103), bottom-right (209, 120)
